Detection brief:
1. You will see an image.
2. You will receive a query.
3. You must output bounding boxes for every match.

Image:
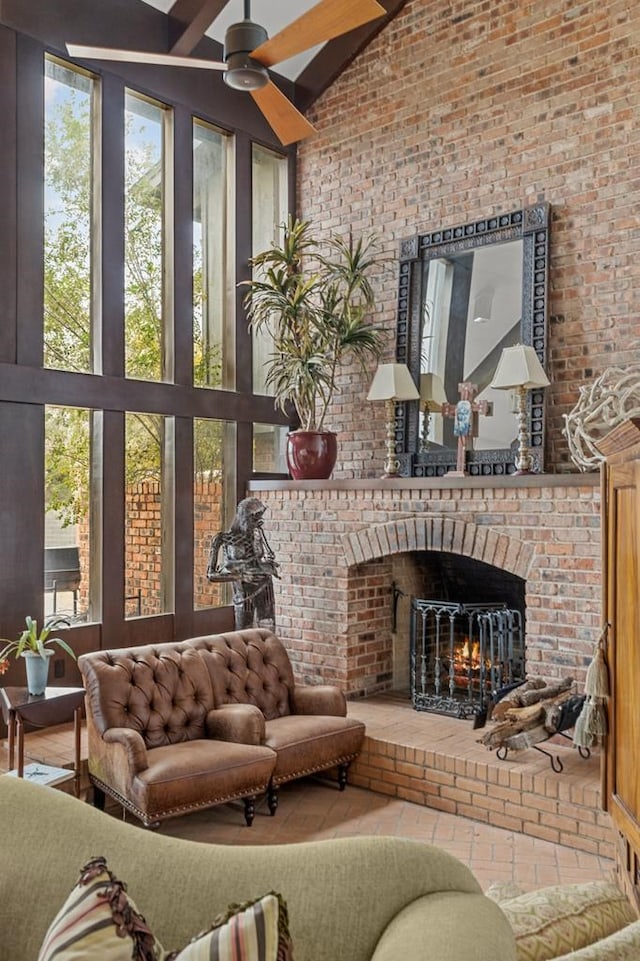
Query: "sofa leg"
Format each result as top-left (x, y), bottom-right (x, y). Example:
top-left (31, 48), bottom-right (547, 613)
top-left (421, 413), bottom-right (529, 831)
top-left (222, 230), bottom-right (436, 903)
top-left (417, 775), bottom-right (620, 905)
top-left (244, 796), bottom-right (256, 826)
top-left (337, 763), bottom-right (349, 791)
top-left (267, 786), bottom-right (278, 816)
top-left (92, 785), bottom-right (106, 810)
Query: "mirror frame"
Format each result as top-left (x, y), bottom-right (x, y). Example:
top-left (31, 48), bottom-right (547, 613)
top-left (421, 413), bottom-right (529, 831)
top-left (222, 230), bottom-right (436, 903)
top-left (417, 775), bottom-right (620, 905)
top-left (394, 202), bottom-right (550, 477)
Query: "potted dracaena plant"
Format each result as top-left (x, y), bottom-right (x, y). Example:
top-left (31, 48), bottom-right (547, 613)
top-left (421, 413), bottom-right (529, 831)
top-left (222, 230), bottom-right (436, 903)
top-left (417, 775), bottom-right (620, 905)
top-left (0, 615), bottom-right (76, 695)
top-left (244, 216), bottom-right (384, 479)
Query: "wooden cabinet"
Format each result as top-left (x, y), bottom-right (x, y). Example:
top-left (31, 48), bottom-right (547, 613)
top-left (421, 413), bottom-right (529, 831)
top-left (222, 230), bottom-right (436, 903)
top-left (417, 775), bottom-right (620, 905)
top-left (599, 419), bottom-right (640, 911)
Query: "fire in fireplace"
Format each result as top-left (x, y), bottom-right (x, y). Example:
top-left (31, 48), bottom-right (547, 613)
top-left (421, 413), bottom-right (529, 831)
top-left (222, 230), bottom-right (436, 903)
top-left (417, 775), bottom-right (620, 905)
top-left (410, 599), bottom-right (525, 719)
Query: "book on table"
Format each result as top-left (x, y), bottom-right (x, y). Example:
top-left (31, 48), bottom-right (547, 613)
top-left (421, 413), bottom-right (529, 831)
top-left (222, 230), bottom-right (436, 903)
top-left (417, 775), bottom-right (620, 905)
top-left (4, 762), bottom-right (74, 787)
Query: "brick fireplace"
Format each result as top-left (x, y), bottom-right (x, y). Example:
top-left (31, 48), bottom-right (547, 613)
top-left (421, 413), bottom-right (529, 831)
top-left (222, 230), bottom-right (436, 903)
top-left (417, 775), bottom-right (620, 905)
top-left (248, 474), bottom-right (601, 699)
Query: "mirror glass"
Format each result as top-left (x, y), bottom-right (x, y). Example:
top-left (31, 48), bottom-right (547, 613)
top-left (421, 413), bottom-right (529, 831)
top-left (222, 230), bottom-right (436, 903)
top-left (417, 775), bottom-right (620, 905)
top-left (395, 204), bottom-right (550, 477)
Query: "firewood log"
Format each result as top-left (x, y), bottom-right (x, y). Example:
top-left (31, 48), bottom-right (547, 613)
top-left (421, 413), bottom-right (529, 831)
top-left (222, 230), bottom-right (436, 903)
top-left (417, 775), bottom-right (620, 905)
top-left (518, 676), bottom-right (573, 706)
top-left (478, 720), bottom-right (521, 749)
top-left (502, 724), bottom-right (549, 751)
top-left (542, 689), bottom-right (574, 733)
top-left (503, 702), bottom-right (545, 726)
top-left (490, 678), bottom-right (547, 720)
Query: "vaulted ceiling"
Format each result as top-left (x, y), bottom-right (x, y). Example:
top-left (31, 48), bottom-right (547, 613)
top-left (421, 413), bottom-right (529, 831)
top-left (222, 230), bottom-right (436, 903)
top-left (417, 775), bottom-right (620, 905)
top-left (140, 0), bottom-right (409, 111)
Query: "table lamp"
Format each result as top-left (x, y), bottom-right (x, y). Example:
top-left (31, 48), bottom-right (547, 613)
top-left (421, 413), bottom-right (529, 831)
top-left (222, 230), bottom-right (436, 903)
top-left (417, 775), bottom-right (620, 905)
top-left (491, 344), bottom-right (550, 474)
top-left (419, 373), bottom-right (448, 451)
top-left (367, 363), bottom-right (420, 478)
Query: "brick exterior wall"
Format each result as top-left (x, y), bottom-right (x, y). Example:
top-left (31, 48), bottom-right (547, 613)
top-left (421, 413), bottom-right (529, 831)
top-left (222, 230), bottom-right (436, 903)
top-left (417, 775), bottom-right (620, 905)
top-left (296, 0), bottom-right (640, 479)
top-left (77, 481), bottom-right (223, 615)
top-left (250, 475), bottom-right (600, 698)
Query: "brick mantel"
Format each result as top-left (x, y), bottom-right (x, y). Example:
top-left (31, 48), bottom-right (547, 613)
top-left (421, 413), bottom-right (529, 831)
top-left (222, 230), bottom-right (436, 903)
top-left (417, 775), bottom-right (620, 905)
top-left (248, 474), bottom-right (601, 698)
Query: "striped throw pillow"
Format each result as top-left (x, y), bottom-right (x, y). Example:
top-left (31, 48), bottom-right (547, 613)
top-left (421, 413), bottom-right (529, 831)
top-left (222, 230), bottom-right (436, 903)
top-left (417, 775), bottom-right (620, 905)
top-left (37, 857), bottom-right (293, 961)
top-left (163, 893), bottom-right (292, 961)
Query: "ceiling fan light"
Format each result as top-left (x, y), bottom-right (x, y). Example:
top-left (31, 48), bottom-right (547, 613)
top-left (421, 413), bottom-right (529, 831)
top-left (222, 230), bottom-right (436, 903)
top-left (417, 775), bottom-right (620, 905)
top-left (224, 19), bottom-right (268, 60)
top-left (223, 54), bottom-right (269, 90)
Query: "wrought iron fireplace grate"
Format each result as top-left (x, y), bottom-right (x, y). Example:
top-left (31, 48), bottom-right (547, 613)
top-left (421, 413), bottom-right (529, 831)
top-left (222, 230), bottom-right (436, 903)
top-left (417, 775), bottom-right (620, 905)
top-left (410, 599), bottom-right (525, 719)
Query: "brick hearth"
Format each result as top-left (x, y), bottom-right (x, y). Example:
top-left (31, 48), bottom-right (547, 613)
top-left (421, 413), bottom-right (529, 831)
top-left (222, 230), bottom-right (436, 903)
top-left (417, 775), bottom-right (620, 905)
top-left (249, 474), bottom-right (601, 698)
top-left (346, 693), bottom-right (612, 859)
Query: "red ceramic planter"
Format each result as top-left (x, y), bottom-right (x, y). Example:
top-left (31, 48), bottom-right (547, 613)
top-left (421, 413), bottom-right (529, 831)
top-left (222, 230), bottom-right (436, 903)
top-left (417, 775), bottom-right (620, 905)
top-left (286, 430), bottom-right (338, 480)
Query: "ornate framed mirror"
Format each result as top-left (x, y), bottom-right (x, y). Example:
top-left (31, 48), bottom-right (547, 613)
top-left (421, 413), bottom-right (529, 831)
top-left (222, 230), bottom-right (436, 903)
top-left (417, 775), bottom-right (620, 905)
top-left (395, 203), bottom-right (550, 477)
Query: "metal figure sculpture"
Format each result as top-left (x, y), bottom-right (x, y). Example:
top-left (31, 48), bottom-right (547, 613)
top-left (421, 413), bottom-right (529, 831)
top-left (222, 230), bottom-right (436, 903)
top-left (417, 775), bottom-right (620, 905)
top-left (206, 497), bottom-right (279, 630)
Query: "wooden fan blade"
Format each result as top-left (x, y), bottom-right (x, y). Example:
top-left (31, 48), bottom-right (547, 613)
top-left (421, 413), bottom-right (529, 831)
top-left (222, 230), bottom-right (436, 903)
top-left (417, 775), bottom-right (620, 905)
top-left (66, 45), bottom-right (227, 71)
top-left (251, 0), bottom-right (386, 68)
top-left (251, 81), bottom-right (315, 146)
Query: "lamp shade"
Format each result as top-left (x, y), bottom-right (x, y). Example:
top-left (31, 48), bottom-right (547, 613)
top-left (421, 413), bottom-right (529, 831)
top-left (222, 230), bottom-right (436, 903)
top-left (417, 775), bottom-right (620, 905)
top-left (419, 373), bottom-right (448, 411)
top-left (491, 344), bottom-right (550, 390)
top-left (367, 363), bottom-right (420, 402)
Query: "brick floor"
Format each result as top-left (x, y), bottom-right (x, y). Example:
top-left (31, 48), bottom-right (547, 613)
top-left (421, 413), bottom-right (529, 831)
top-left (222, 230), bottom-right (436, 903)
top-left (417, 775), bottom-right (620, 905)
top-left (0, 694), bottom-right (615, 894)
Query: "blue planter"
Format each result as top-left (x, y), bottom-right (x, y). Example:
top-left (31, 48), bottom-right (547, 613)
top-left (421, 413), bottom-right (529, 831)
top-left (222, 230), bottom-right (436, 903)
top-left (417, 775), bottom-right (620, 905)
top-left (22, 651), bottom-right (54, 695)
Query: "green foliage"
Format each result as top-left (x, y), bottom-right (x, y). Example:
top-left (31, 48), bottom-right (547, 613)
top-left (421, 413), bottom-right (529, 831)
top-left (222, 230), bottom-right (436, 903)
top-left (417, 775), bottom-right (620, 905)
top-left (244, 217), bottom-right (384, 432)
top-left (0, 615), bottom-right (76, 665)
top-left (42, 80), bottom-right (224, 527)
top-left (45, 407), bottom-right (91, 527)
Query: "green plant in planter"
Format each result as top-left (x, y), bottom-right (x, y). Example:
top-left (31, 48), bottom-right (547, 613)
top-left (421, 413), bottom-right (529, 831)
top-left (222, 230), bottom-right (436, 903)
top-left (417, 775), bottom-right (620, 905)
top-left (243, 216), bottom-right (384, 432)
top-left (0, 615), bottom-right (76, 676)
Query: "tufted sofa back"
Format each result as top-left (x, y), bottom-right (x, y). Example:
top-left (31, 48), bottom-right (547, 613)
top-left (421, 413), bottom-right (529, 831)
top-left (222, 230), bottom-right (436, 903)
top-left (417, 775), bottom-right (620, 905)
top-left (79, 629), bottom-right (296, 748)
top-left (190, 629), bottom-right (295, 721)
top-left (80, 643), bottom-right (215, 749)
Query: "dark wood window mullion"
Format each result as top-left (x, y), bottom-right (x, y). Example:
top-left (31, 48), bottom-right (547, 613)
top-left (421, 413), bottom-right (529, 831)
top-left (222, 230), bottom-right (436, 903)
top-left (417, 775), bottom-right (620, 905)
top-left (173, 415), bottom-right (195, 639)
top-left (100, 409), bottom-right (125, 640)
top-left (234, 131), bottom-right (253, 496)
top-left (0, 403), bottom-right (45, 639)
top-left (0, 25), bottom-right (17, 364)
top-left (169, 107), bottom-right (193, 636)
top-left (235, 131), bottom-right (253, 398)
top-left (172, 105), bottom-right (194, 388)
top-left (100, 74), bottom-right (125, 380)
top-left (16, 34), bottom-right (44, 368)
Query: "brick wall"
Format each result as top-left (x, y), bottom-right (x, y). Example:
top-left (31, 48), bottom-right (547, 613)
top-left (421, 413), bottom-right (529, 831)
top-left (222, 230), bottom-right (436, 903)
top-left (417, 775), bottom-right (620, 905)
top-left (296, 0), bottom-right (640, 479)
top-left (250, 475), bottom-right (601, 697)
top-left (77, 481), bottom-right (223, 615)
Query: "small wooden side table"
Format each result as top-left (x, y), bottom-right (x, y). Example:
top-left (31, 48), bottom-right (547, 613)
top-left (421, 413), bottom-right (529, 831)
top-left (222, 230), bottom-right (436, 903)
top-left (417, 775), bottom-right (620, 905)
top-left (0, 686), bottom-right (85, 796)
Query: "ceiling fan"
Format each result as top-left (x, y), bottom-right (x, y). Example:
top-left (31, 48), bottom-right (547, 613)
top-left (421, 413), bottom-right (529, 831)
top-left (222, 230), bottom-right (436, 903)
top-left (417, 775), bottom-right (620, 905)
top-left (67, 0), bottom-right (386, 146)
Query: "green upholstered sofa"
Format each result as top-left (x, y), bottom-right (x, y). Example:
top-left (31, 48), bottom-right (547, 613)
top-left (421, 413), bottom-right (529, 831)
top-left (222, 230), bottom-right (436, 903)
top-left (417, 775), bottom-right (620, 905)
top-left (0, 775), bottom-right (516, 961)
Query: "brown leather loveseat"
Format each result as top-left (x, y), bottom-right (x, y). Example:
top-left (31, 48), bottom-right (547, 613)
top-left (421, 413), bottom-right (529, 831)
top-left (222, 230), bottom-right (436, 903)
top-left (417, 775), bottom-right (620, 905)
top-left (79, 628), bottom-right (365, 826)
top-left (194, 628), bottom-right (366, 814)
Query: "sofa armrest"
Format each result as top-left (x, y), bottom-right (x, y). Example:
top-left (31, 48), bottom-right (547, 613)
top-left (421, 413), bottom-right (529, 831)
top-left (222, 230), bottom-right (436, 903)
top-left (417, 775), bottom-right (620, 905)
top-left (103, 727), bottom-right (149, 774)
top-left (371, 891), bottom-right (516, 961)
top-left (291, 684), bottom-right (346, 717)
top-left (206, 704), bottom-right (265, 745)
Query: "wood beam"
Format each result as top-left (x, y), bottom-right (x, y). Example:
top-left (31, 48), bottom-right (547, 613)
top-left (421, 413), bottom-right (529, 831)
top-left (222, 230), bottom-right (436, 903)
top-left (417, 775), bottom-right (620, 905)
top-left (294, 0), bottom-right (410, 112)
top-left (168, 0), bottom-right (229, 56)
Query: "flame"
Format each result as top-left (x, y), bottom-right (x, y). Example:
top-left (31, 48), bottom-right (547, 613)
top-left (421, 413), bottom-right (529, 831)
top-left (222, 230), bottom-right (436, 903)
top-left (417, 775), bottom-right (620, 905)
top-left (457, 638), bottom-right (480, 668)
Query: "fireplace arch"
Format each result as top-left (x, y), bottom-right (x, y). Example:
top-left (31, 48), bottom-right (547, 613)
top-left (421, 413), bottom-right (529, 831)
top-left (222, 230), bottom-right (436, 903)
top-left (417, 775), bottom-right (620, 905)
top-left (341, 517), bottom-right (535, 580)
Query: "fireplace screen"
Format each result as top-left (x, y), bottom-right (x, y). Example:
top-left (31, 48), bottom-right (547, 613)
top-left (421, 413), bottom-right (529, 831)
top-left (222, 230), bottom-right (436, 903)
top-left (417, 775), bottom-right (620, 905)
top-left (410, 599), bottom-right (525, 719)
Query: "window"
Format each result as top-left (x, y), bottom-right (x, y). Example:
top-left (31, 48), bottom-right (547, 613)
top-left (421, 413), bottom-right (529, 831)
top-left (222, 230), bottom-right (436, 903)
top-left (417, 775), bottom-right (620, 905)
top-left (253, 423), bottom-right (288, 473)
top-left (193, 120), bottom-right (234, 389)
top-left (44, 57), bottom-right (96, 373)
top-left (251, 145), bottom-right (288, 394)
top-left (124, 92), bottom-right (172, 383)
top-left (2, 27), bottom-right (296, 645)
top-left (194, 418), bottom-right (236, 610)
top-left (124, 412), bottom-right (173, 618)
top-left (44, 406), bottom-right (95, 622)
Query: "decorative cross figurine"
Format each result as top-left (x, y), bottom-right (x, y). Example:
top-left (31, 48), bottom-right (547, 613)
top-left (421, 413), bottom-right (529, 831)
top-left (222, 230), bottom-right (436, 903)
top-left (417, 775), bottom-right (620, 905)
top-left (442, 381), bottom-right (492, 476)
